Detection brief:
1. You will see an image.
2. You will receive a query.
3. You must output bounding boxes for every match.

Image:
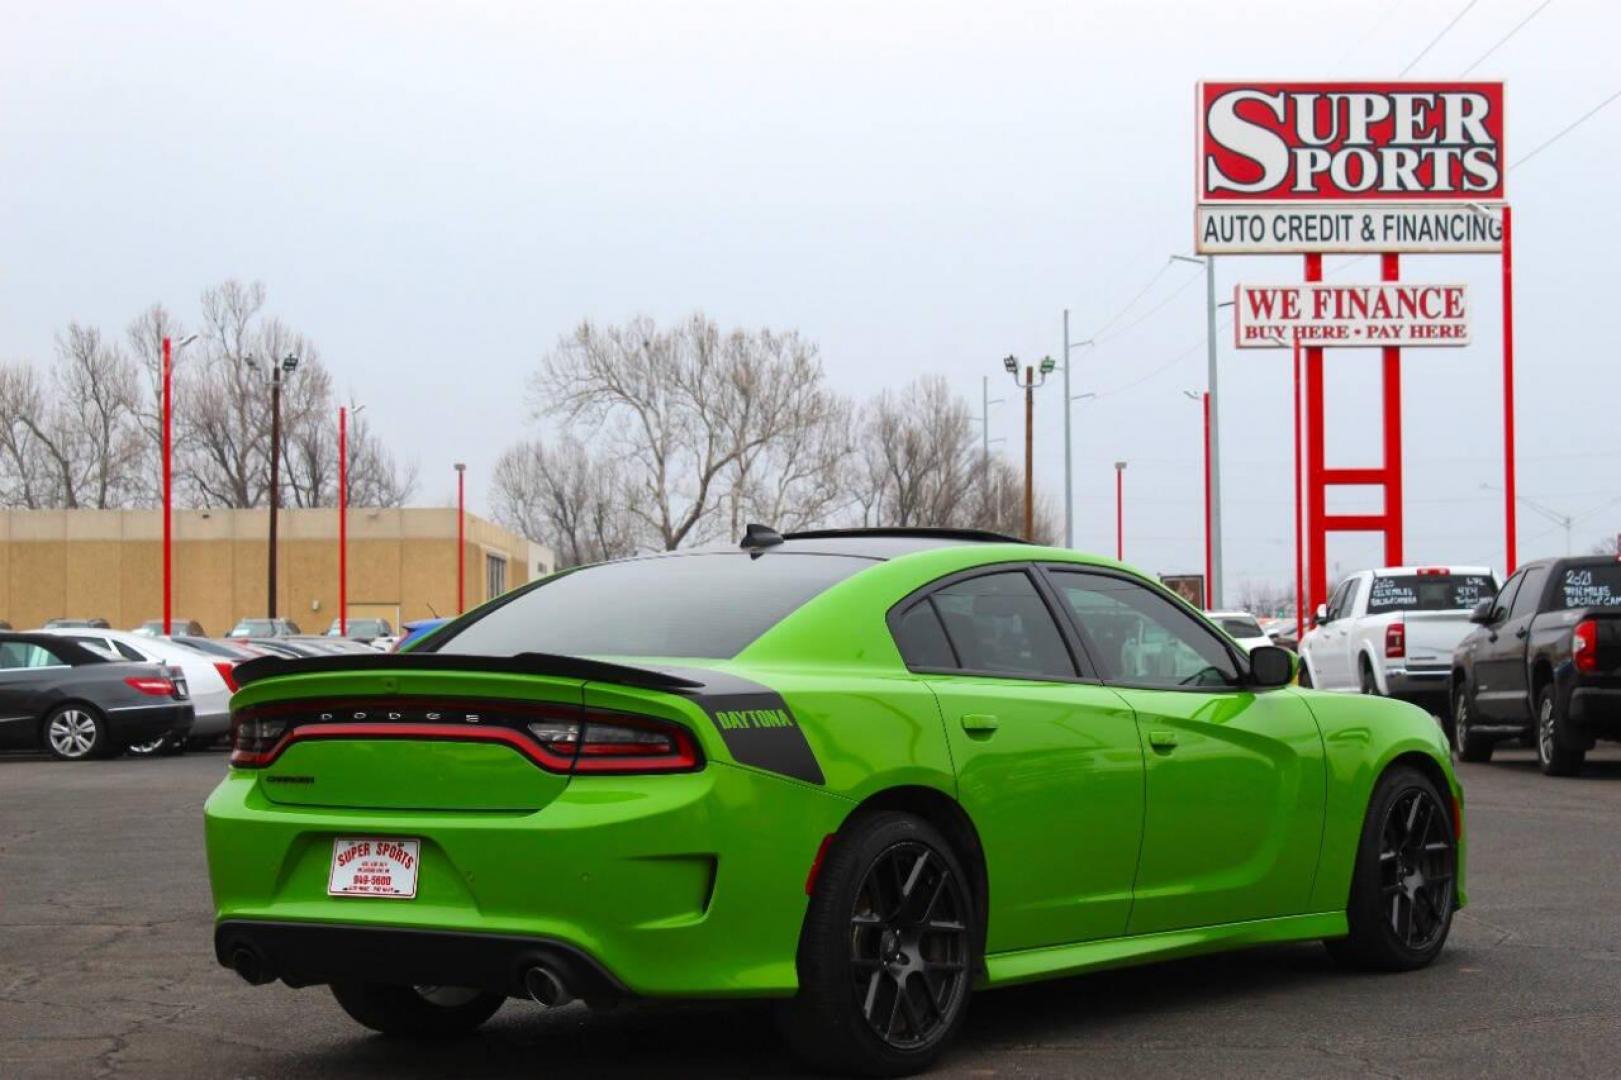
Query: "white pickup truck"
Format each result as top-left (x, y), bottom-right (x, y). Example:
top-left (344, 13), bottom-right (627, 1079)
top-left (1298, 565), bottom-right (1499, 705)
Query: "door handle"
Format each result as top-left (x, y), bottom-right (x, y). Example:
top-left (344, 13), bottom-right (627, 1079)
top-left (1148, 730), bottom-right (1179, 750)
top-left (959, 713), bottom-right (1000, 734)
top-left (1514, 627), bottom-right (1529, 640)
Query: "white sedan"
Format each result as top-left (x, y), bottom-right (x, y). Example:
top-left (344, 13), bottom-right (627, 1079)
top-left (1205, 611), bottom-right (1274, 653)
top-left (36, 628), bottom-right (239, 753)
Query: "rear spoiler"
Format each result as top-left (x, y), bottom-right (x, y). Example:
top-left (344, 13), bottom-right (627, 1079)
top-left (231, 651), bottom-right (706, 692)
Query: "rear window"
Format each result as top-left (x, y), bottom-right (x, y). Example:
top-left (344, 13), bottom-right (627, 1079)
top-left (431, 553), bottom-right (870, 660)
top-left (1366, 573), bottom-right (1495, 614)
top-left (1555, 564), bottom-right (1621, 610)
top-left (1217, 616), bottom-right (1264, 639)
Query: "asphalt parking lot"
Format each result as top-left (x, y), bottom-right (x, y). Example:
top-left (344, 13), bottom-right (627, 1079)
top-left (3, 746), bottom-right (1620, 1079)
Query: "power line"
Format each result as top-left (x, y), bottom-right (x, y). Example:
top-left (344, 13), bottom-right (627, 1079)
top-left (1087, 260), bottom-right (1175, 339)
top-left (1398, 0), bottom-right (1480, 75)
top-left (1460, 0), bottom-right (1555, 75)
top-left (1512, 85), bottom-right (1621, 169)
top-left (1094, 270), bottom-right (1203, 345)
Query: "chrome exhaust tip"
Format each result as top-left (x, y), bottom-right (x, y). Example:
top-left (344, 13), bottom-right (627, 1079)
top-left (523, 965), bottom-right (572, 1008)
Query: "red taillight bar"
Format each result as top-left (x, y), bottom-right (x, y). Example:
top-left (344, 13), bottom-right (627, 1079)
top-left (1573, 618), bottom-right (1599, 674)
top-left (125, 675), bottom-right (176, 697)
top-left (214, 661), bottom-right (239, 693)
top-left (1385, 619), bottom-right (1406, 659)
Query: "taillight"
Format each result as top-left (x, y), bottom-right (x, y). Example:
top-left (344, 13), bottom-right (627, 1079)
top-left (214, 661), bottom-right (239, 693)
top-left (1573, 618), bottom-right (1599, 674)
top-left (1385, 619), bottom-right (1406, 658)
top-left (229, 699), bottom-right (702, 774)
top-left (1418, 567), bottom-right (1450, 576)
top-left (230, 713), bottom-right (293, 767)
top-left (124, 675), bottom-right (176, 696)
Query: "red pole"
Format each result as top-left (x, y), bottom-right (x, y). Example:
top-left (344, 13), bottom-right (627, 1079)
top-left (1501, 205), bottom-right (1517, 573)
top-left (338, 406), bottom-right (347, 636)
top-left (1304, 253), bottom-right (1326, 619)
top-left (1381, 252), bottom-right (1404, 565)
top-left (161, 336), bottom-right (172, 633)
top-left (456, 464), bottom-right (466, 614)
top-left (1293, 335), bottom-right (1304, 644)
top-left (1202, 391), bottom-right (1212, 609)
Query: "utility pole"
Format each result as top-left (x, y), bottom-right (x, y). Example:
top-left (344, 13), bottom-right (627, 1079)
top-left (1061, 309), bottom-right (1094, 549)
top-left (1003, 355), bottom-right (1056, 541)
top-left (160, 333), bottom-right (197, 634)
top-left (455, 462), bottom-right (467, 614)
top-left (338, 406), bottom-right (348, 636)
top-left (250, 353), bottom-right (300, 619)
top-left (1114, 461), bottom-right (1127, 560)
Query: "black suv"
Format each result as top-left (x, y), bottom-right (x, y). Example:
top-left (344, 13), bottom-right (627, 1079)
top-left (1450, 555), bottom-right (1621, 775)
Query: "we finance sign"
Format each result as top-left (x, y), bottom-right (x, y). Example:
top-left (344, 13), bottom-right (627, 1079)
top-left (1195, 81), bottom-right (1505, 254)
top-left (1233, 283), bottom-right (1471, 348)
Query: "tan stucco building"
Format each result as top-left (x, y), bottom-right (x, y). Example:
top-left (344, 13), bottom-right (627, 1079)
top-left (0, 508), bottom-right (555, 635)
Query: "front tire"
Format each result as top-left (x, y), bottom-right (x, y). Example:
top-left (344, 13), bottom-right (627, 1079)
top-left (1535, 686), bottom-right (1585, 777)
top-left (128, 734), bottom-right (186, 757)
top-left (778, 812), bottom-right (976, 1077)
top-left (1451, 685), bottom-right (1494, 763)
top-left (329, 982), bottom-right (504, 1038)
top-left (1326, 765), bottom-right (1456, 972)
top-left (1297, 660), bottom-right (1314, 688)
top-left (43, 705), bottom-right (110, 761)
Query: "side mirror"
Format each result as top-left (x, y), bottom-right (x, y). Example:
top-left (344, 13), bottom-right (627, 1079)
top-left (1249, 645), bottom-right (1295, 688)
top-left (1314, 603), bottom-right (1331, 625)
top-left (1469, 598), bottom-right (1497, 625)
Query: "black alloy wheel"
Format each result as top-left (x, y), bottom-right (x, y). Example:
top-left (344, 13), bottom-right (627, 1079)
top-left (848, 841), bottom-right (971, 1051)
top-left (1451, 685), bottom-right (1493, 763)
top-left (1536, 686), bottom-right (1585, 777)
top-left (1378, 787), bottom-right (1455, 953)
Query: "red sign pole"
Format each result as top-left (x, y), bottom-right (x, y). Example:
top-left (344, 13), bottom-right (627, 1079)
top-left (1501, 205), bottom-right (1517, 573)
top-left (1381, 252), bottom-right (1404, 565)
top-left (1201, 391), bottom-right (1212, 609)
top-left (338, 406), bottom-right (347, 637)
top-left (1293, 335), bottom-right (1304, 644)
top-left (1303, 254), bottom-right (1326, 618)
top-left (161, 336), bottom-right (172, 633)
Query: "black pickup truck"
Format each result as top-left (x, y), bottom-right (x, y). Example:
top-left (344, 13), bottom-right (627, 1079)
top-left (1450, 555), bottom-right (1621, 776)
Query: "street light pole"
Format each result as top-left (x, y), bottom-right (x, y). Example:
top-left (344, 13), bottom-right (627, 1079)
top-left (1061, 309), bottom-right (1095, 550)
top-left (1184, 389), bottom-right (1212, 609)
top-left (251, 353), bottom-right (300, 620)
top-left (338, 406), bottom-right (347, 637)
top-left (161, 334), bottom-right (198, 634)
top-left (1003, 355), bottom-right (1056, 541)
top-left (1114, 461), bottom-right (1127, 560)
top-left (455, 462), bottom-right (467, 614)
top-left (1173, 253), bottom-right (1222, 607)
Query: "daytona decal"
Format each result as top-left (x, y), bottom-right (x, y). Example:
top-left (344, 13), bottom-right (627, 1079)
top-left (655, 668), bottom-right (826, 786)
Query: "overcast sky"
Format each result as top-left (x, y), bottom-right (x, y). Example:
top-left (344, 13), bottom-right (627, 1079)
top-left (4, 0), bottom-right (1617, 596)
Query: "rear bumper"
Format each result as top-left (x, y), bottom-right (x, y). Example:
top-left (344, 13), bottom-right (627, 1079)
top-left (214, 919), bottom-right (625, 1000)
top-left (105, 703), bottom-right (194, 745)
top-left (203, 760), bottom-right (851, 998)
top-left (189, 707), bottom-right (231, 738)
top-left (1568, 687), bottom-right (1621, 735)
top-left (1383, 668), bottom-right (1450, 702)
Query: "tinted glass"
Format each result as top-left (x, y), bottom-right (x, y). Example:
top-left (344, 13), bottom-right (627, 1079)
top-left (1492, 571), bottom-right (1524, 618)
top-left (1508, 566), bottom-right (1549, 618)
top-left (433, 553), bottom-right (869, 660)
top-left (1366, 574), bottom-right (1496, 614)
top-left (929, 572), bottom-right (1075, 678)
top-left (63, 635), bottom-right (120, 661)
top-left (0, 642), bottom-right (66, 669)
top-left (892, 601), bottom-right (957, 669)
top-left (1051, 571), bottom-right (1239, 688)
top-left (1217, 616), bottom-right (1265, 638)
top-left (1552, 564), bottom-right (1621, 610)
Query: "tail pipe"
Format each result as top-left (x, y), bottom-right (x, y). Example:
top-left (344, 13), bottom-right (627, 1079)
top-left (230, 945), bottom-right (276, 986)
top-left (523, 964), bottom-right (573, 1008)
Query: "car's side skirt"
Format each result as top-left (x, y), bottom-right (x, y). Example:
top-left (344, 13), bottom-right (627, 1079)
top-left (981, 912), bottom-right (1348, 989)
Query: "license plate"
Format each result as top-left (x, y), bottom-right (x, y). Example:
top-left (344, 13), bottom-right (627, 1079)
top-left (327, 837), bottom-right (420, 899)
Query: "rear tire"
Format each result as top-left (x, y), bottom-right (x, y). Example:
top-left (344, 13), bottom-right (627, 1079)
top-left (1451, 685), bottom-right (1493, 763)
top-left (777, 812), bottom-right (976, 1077)
top-left (128, 734), bottom-right (186, 757)
top-left (1359, 660), bottom-right (1381, 696)
top-left (42, 705), bottom-right (110, 761)
top-left (1535, 685), bottom-right (1585, 777)
top-left (1325, 765), bottom-right (1456, 972)
top-left (329, 982), bottom-right (504, 1038)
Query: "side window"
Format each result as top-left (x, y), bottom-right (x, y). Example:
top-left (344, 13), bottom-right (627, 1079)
top-left (928, 571), bottom-right (1076, 679)
top-left (66, 636), bottom-right (121, 662)
top-left (1326, 579), bottom-right (1352, 620)
top-left (891, 601), bottom-right (958, 670)
top-left (0, 642), bottom-right (66, 669)
top-left (1050, 571), bottom-right (1240, 689)
top-left (1508, 566), bottom-right (1548, 620)
top-left (114, 641), bottom-right (145, 662)
top-left (1341, 577), bottom-right (1364, 617)
top-left (1492, 571), bottom-right (1525, 618)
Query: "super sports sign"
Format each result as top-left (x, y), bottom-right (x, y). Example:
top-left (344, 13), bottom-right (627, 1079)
top-left (1195, 81), bottom-right (1506, 254)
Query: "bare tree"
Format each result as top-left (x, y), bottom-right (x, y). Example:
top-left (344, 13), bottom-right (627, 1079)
top-left (0, 363), bottom-right (50, 509)
top-left (534, 314), bottom-right (849, 549)
top-left (849, 376), bottom-right (1056, 542)
top-left (491, 436), bottom-right (639, 568)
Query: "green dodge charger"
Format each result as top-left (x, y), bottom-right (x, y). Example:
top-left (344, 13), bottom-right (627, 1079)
top-left (205, 527), bottom-right (1464, 1076)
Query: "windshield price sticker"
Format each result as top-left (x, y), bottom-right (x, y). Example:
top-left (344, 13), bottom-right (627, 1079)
top-left (1562, 569), bottom-right (1621, 609)
top-left (328, 838), bottom-right (420, 899)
